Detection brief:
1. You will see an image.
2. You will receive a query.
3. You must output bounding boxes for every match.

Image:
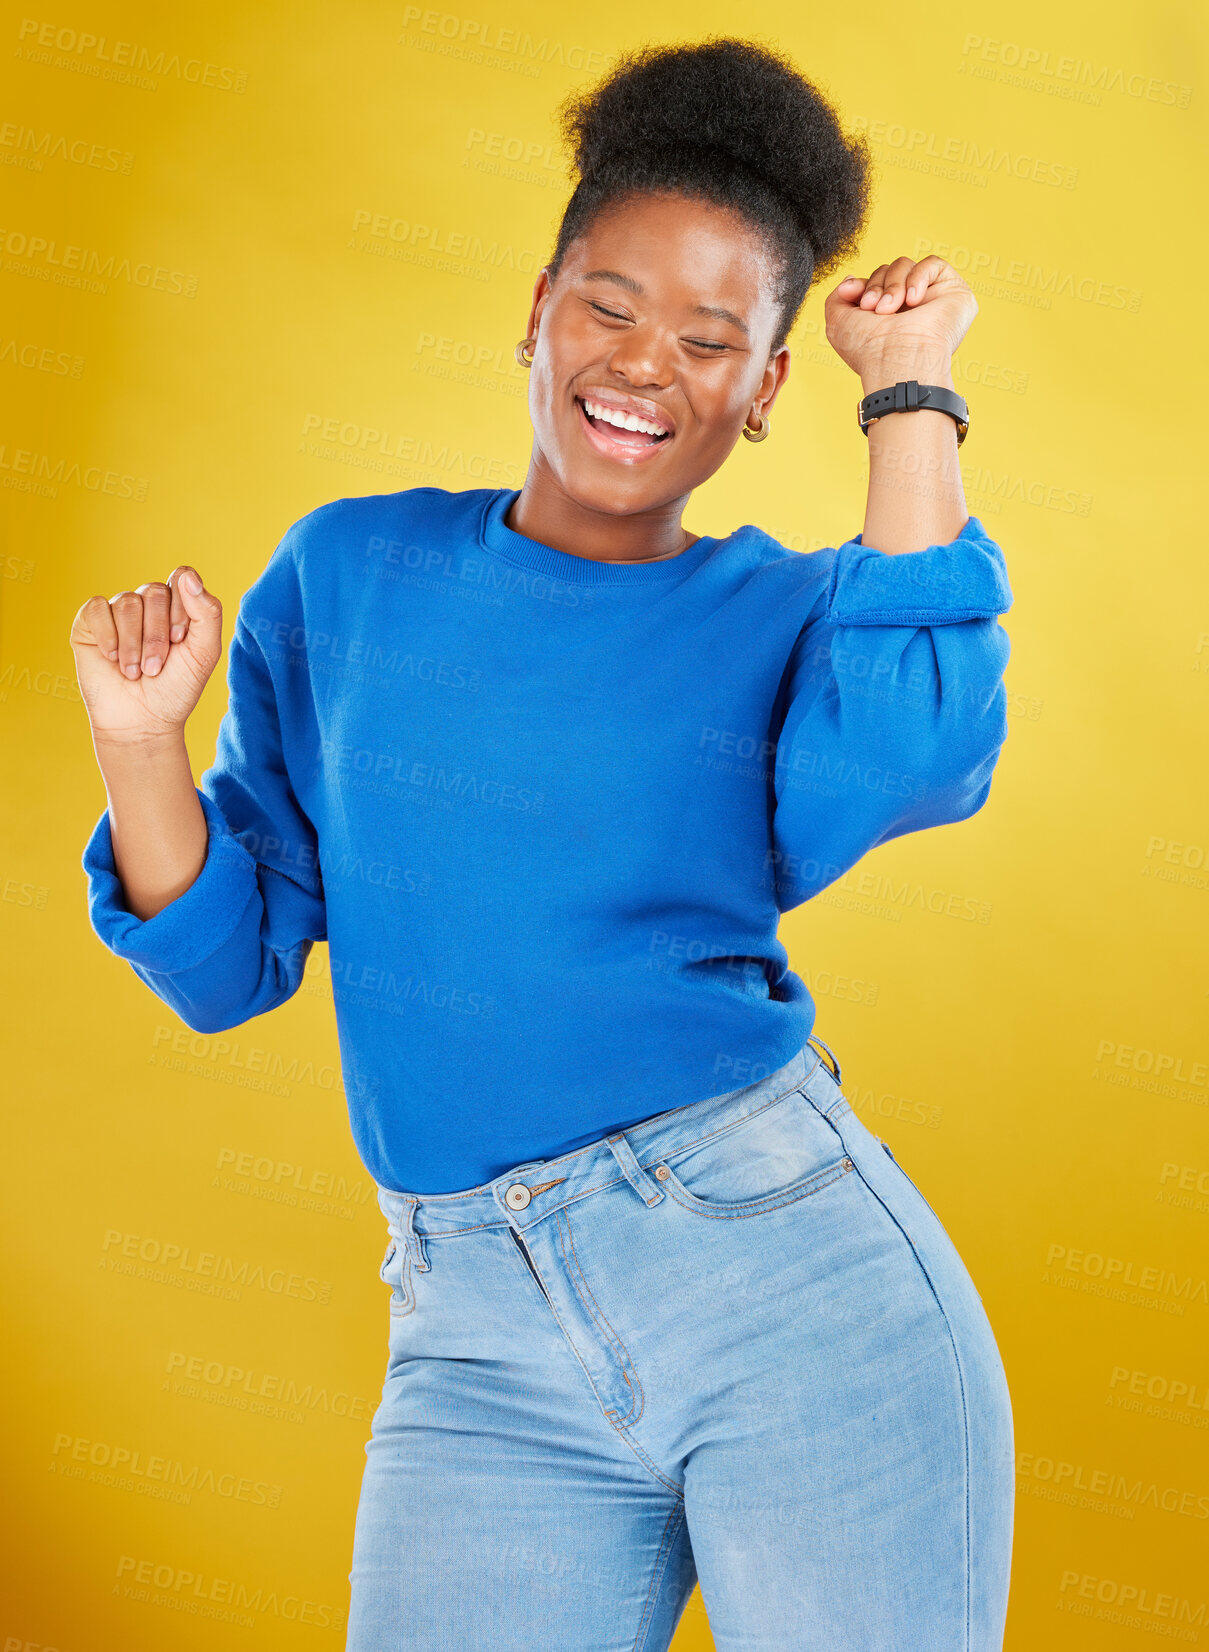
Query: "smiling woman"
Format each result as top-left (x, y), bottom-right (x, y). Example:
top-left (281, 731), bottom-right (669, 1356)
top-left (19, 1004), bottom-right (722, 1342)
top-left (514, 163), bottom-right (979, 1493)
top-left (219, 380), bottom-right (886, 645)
top-left (74, 32), bottom-right (1016, 1652)
top-left (508, 41), bottom-right (871, 558)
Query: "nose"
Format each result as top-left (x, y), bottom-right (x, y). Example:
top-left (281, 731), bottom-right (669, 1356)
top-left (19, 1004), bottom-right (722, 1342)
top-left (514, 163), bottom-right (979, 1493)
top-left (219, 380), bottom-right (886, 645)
top-left (604, 324), bottom-right (673, 391)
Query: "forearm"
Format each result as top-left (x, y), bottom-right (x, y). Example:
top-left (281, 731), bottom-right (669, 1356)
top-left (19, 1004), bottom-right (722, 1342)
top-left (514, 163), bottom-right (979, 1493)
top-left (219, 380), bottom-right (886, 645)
top-left (94, 734), bottom-right (208, 921)
top-left (858, 354), bottom-right (969, 556)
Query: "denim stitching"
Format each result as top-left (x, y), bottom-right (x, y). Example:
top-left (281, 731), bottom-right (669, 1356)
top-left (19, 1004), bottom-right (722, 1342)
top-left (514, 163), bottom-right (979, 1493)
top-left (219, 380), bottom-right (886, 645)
top-left (376, 1128), bottom-right (650, 1209)
top-left (374, 1065), bottom-right (815, 1216)
top-left (878, 1140), bottom-right (949, 1230)
top-left (395, 1114), bottom-right (835, 1241)
top-left (636, 1072), bottom-right (809, 1148)
top-left (376, 1069), bottom-right (820, 1236)
top-left (659, 1156), bottom-right (854, 1219)
top-left (557, 1208), bottom-right (644, 1426)
top-left (408, 1098), bottom-right (846, 1240)
top-left (840, 1132), bottom-right (973, 1649)
top-left (633, 1077), bottom-right (810, 1174)
top-left (391, 1178), bottom-right (630, 1244)
top-left (387, 1246), bottom-right (414, 1316)
top-left (520, 1221), bottom-right (681, 1500)
top-left (557, 1208), bottom-right (644, 1428)
top-left (632, 1499), bottom-right (689, 1652)
top-left (512, 1242), bottom-right (660, 1480)
top-left (608, 1430), bottom-right (682, 1499)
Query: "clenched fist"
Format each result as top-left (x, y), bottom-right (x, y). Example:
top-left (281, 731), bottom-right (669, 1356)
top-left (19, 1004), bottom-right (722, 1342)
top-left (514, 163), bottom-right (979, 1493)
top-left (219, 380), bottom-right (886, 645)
top-left (70, 565), bottom-right (224, 745)
top-left (824, 254), bottom-right (978, 386)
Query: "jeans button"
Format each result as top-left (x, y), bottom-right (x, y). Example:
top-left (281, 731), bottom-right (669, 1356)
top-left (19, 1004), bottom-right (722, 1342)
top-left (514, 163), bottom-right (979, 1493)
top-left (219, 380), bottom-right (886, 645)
top-left (504, 1183), bottom-right (532, 1210)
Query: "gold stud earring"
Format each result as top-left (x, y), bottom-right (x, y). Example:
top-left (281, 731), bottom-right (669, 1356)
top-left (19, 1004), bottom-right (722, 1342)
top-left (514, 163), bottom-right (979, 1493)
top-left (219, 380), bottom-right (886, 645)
top-left (742, 409), bottom-right (769, 442)
top-left (515, 337), bottom-right (536, 368)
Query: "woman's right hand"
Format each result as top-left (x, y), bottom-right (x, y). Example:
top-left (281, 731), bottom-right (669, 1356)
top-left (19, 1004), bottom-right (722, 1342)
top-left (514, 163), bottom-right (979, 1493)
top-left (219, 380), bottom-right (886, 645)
top-left (70, 565), bottom-right (224, 745)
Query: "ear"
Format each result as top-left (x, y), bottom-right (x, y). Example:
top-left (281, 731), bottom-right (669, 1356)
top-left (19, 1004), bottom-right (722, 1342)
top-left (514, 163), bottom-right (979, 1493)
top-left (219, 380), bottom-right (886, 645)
top-left (753, 346), bottom-right (792, 419)
top-left (526, 267), bottom-right (553, 341)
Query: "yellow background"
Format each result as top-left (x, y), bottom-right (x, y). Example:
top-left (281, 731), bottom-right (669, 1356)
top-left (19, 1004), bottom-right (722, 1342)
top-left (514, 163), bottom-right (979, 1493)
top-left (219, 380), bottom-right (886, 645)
top-left (2, 0), bottom-right (1206, 1645)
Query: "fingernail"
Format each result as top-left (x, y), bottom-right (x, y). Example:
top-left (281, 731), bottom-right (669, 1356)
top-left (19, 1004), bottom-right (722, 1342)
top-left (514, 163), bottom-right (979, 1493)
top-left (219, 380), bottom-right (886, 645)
top-left (170, 624), bottom-right (185, 641)
top-left (123, 663), bottom-right (140, 679)
top-left (144, 657), bottom-right (161, 676)
top-left (184, 571), bottom-right (202, 594)
top-left (907, 286), bottom-right (919, 300)
top-left (106, 649), bottom-right (119, 661)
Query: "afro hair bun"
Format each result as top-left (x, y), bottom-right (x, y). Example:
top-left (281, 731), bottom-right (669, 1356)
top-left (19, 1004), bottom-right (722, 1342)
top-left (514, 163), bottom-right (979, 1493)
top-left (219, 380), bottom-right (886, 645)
top-left (548, 36), bottom-right (873, 349)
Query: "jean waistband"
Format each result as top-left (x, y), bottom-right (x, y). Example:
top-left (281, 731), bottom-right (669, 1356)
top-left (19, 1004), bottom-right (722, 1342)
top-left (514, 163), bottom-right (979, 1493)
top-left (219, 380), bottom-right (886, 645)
top-left (374, 1035), bottom-right (845, 1258)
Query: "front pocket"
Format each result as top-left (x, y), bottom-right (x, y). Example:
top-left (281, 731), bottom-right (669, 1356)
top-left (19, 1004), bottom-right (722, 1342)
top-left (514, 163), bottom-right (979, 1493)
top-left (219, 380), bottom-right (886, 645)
top-left (656, 1152), bottom-right (854, 1218)
top-left (651, 1087), bottom-right (855, 1218)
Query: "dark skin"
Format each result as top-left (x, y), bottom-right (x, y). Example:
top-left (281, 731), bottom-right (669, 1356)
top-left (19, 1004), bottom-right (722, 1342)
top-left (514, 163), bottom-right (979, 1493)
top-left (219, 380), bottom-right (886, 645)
top-left (69, 190), bottom-right (976, 924)
top-left (511, 191), bottom-right (790, 564)
top-left (510, 189), bottom-right (975, 566)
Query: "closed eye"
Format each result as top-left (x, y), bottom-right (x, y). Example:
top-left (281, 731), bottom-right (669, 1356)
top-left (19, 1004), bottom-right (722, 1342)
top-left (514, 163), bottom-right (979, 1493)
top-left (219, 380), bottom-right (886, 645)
top-left (587, 302), bottom-right (731, 354)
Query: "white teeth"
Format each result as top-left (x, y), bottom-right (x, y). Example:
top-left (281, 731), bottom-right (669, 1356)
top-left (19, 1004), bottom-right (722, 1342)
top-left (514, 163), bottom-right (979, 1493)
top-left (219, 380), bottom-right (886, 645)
top-left (583, 398), bottom-right (668, 437)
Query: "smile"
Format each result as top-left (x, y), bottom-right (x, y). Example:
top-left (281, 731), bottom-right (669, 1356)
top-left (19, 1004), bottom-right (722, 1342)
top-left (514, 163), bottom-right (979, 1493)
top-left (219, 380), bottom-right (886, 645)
top-left (574, 396), bottom-right (674, 464)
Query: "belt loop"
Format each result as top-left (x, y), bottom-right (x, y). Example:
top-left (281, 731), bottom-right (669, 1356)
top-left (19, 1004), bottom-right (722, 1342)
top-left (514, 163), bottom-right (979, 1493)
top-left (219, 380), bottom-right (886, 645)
top-left (807, 1033), bottom-right (842, 1085)
top-left (401, 1196), bottom-right (429, 1271)
top-left (606, 1132), bottom-right (665, 1207)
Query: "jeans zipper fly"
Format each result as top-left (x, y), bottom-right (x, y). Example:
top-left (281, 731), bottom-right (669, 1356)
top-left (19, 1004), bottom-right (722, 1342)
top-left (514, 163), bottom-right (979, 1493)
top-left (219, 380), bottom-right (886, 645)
top-left (510, 1226), bottom-right (552, 1304)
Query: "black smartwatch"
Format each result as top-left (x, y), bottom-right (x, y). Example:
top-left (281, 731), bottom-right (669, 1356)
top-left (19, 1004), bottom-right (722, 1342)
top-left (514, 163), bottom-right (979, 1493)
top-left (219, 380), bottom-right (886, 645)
top-left (858, 380), bottom-right (970, 446)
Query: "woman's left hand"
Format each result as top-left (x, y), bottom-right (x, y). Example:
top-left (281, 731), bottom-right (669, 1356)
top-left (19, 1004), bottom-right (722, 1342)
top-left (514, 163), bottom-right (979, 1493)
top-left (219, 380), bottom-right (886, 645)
top-left (824, 255), bottom-right (978, 384)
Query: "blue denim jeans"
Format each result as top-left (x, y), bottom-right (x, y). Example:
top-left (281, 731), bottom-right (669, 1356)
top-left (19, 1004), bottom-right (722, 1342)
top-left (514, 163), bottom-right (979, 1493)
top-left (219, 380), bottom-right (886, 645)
top-left (347, 1039), bottom-right (1015, 1650)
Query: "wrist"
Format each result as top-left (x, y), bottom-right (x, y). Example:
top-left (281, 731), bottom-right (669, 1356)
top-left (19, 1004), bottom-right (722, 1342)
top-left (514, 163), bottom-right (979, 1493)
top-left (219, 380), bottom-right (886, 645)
top-left (859, 358), bottom-right (956, 395)
top-left (93, 729), bottom-right (190, 771)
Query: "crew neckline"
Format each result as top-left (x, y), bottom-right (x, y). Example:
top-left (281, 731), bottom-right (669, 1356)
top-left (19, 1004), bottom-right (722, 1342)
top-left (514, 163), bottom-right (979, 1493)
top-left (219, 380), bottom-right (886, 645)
top-left (478, 488), bottom-right (721, 586)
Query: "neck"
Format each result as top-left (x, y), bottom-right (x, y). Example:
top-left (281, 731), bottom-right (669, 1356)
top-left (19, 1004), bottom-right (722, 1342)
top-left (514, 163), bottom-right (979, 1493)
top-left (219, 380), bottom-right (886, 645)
top-left (506, 451), bottom-right (697, 564)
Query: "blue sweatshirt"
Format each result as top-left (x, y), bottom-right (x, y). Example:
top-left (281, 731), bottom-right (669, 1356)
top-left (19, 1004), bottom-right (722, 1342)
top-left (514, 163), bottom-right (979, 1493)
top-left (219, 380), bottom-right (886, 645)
top-left (82, 485), bottom-right (1012, 1193)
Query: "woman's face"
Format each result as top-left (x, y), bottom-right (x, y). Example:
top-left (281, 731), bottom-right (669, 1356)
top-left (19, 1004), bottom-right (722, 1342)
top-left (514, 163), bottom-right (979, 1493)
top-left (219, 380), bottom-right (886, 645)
top-left (523, 191), bottom-right (791, 518)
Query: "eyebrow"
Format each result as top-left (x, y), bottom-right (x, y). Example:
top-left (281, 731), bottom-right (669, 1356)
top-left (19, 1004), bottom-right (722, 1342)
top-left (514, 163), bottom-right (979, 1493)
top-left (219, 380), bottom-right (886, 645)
top-left (579, 269), bottom-right (749, 337)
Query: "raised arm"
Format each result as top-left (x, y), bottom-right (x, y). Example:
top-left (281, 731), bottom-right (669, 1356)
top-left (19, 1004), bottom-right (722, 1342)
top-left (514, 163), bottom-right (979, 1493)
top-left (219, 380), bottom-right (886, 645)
top-left (826, 252), bottom-right (979, 556)
top-left (73, 530), bottom-right (327, 1033)
top-left (759, 252), bottom-right (1014, 910)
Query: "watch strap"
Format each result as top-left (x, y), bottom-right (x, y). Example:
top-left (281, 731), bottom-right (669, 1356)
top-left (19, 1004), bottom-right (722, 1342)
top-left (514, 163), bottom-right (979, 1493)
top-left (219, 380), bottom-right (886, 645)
top-left (858, 380), bottom-right (970, 445)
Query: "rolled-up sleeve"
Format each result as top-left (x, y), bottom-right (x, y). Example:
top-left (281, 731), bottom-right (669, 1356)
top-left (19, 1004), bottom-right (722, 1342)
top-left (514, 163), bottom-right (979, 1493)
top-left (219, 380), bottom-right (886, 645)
top-left (768, 515), bottom-right (1012, 911)
top-left (81, 534), bottom-right (327, 1031)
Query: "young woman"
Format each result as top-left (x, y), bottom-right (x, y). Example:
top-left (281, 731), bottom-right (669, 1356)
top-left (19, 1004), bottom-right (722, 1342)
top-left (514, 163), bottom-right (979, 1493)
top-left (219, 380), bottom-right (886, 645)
top-left (73, 37), bottom-right (1015, 1652)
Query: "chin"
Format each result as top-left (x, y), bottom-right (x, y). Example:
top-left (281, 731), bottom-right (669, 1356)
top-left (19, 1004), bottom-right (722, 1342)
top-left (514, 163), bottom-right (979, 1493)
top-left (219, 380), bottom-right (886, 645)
top-left (551, 465), bottom-right (670, 517)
